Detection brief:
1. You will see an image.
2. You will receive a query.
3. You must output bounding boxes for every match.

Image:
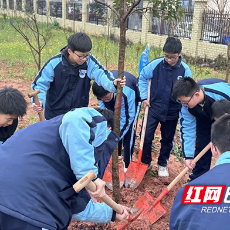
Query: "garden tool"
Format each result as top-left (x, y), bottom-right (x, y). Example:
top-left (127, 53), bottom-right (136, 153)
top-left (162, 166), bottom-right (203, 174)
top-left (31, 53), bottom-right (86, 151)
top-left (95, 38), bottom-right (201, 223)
top-left (103, 156), bottom-right (125, 190)
top-left (72, 170), bottom-right (96, 193)
top-left (85, 174), bottom-right (143, 230)
top-left (28, 89), bottom-right (45, 121)
top-left (124, 80), bottom-right (151, 189)
top-left (129, 143), bottom-right (211, 226)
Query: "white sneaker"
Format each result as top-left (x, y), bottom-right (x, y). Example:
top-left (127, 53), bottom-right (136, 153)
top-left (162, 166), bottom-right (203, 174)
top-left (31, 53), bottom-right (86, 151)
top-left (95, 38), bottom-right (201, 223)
top-left (158, 165), bottom-right (169, 177)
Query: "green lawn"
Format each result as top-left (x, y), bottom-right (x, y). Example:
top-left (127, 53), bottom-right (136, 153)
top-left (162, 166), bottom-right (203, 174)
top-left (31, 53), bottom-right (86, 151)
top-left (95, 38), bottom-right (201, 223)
top-left (0, 16), bottom-right (226, 81)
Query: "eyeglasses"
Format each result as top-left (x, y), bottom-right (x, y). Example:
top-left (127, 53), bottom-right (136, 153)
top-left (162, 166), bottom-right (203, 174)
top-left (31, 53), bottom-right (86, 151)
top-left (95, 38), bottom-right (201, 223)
top-left (74, 52), bottom-right (90, 60)
top-left (164, 54), bottom-right (179, 60)
top-left (177, 91), bottom-right (197, 106)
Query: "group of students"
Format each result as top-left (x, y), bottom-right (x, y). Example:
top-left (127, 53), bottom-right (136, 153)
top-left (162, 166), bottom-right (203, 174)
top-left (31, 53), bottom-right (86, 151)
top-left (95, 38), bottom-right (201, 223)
top-left (1, 32), bottom-right (230, 229)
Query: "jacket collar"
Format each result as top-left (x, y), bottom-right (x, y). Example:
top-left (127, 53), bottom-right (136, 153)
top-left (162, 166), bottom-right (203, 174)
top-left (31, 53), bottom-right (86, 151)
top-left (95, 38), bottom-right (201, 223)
top-left (215, 151), bottom-right (230, 167)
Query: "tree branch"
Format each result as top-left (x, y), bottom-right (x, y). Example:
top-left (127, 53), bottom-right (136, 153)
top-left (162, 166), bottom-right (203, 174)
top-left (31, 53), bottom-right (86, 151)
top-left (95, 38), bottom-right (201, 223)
top-left (94, 0), bottom-right (119, 17)
top-left (123, 0), bottom-right (142, 22)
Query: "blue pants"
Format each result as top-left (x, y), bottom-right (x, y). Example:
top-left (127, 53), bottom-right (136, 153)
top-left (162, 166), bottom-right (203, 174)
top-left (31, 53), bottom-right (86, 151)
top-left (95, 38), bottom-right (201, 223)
top-left (141, 114), bottom-right (178, 167)
top-left (118, 123), bottom-right (135, 168)
top-left (0, 212), bottom-right (42, 230)
top-left (189, 119), bottom-right (212, 180)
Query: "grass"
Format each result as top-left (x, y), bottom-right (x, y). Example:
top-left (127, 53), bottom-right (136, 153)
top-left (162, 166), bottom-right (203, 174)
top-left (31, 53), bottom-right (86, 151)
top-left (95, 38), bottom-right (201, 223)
top-left (0, 15), bottom-right (226, 81)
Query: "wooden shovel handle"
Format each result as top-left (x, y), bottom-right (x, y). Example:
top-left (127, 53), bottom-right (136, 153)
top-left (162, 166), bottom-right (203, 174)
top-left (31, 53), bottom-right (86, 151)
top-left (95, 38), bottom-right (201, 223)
top-left (73, 170), bottom-right (96, 193)
top-left (28, 89), bottom-right (45, 121)
top-left (153, 143), bottom-right (211, 207)
top-left (86, 181), bottom-right (124, 214)
top-left (137, 80), bottom-right (151, 163)
top-left (167, 143), bottom-right (211, 191)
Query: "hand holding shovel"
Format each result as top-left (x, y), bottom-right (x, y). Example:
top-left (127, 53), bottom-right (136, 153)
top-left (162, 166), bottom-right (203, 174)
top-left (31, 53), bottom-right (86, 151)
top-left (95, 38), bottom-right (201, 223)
top-left (28, 89), bottom-right (45, 121)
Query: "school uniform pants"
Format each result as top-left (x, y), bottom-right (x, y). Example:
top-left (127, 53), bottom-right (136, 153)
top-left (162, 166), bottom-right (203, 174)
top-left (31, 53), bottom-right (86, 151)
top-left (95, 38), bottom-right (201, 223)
top-left (189, 119), bottom-right (212, 181)
top-left (118, 123), bottom-right (135, 168)
top-left (141, 113), bottom-right (178, 167)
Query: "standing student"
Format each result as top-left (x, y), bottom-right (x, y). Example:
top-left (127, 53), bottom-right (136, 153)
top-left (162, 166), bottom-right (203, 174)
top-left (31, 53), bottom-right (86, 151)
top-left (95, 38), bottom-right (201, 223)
top-left (138, 37), bottom-right (192, 177)
top-left (0, 87), bottom-right (27, 146)
top-left (31, 32), bottom-right (125, 120)
top-left (172, 77), bottom-right (230, 180)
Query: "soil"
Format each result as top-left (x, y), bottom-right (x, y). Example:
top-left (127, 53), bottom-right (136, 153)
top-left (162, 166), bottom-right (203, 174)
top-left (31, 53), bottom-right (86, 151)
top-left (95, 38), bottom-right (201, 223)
top-left (0, 78), bottom-right (190, 230)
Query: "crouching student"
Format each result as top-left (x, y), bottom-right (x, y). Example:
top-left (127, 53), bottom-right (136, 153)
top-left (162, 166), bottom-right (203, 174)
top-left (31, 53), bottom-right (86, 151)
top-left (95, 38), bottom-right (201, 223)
top-left (170, 114), bottom-right (230, 230)
top-left (211, 99), bottom-right (230, 120)
top-left (0, 87), bottom-right (27, 147)
top-left (0, 107), bottom-right (129, 230)
top-left (92, 70), bottom-right (140, 170)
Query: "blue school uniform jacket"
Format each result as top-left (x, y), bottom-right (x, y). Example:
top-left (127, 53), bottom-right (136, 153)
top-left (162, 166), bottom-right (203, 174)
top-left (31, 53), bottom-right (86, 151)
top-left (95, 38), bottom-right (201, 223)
top-left (99, 70), bottom-right (139, 138)
top-left (32, 48), bottom-right (116, 120)
top-left (180, 79), bottom-right (230, 159)
top-left (170, 151), bottom-right (230, 230)
top-left (0, 108), bottom-right (119, 230)
top-left (138, 56), bottom-right (192, 122)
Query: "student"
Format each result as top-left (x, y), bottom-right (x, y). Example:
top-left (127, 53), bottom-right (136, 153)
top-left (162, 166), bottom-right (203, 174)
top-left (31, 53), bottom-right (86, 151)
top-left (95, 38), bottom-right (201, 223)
top-left (138, 37), bottom-right (192, 177)
top-left (170, 114), bottom-right (230, 230)
top-left (92, 70), bottom-right (140, 169)
top-left (211, 99), bottom-right (230, 120)
top-left (0, 87), bottom-right (27, 146)
top-left (0, 107), bottom-right (129, 230)
top-left (172, 77), bottom-right (230, 181)
top-left (31, 32), bottom-right (125, 120)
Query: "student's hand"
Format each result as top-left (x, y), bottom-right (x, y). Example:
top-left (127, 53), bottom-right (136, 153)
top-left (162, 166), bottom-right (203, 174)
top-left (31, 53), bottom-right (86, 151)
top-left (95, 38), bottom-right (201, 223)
top-left (143, 100), bottom-right (150, 110)
top-left (32, 101), bottom-right (43, 113)
top-left (114, 76), bottom-right (126, 88)
top-left (115, 205), bottom-right (130, 221)
top-left (86, 178), bottom-right (106, 203)
top-left (185, 159), bottom-right (196, 170)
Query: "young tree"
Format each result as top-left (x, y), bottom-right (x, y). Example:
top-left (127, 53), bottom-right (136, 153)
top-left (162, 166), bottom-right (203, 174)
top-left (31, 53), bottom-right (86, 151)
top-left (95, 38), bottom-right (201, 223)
top-left (94, 0), bottom-right (184, 202)
top-left (9, 12), bottom-right (54, 71)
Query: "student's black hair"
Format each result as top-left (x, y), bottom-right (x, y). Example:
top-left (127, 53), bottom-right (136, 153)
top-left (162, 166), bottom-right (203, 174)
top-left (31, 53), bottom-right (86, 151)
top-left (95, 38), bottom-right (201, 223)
top-left (0, 87), bottom-right (27, 116)
top-left (172, 77), bottom-right (200, 100)
top-left (68, 32), bottom-right (92, 52)
top-left (163, 37), bottom-right (182, 54)
top-left (211, 99), bottom-right (230, 119)
top-left (95, 108), bottom-right (114, 130)
top-left (92, 82), bottom-right (110, 99)
top-left (211, 114), bottom-right (230, 154)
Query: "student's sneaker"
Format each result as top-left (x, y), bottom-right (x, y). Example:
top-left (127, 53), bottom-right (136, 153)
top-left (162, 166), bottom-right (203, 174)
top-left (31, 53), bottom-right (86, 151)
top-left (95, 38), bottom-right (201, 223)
top-left (158, 165), bottom-right (169, 177)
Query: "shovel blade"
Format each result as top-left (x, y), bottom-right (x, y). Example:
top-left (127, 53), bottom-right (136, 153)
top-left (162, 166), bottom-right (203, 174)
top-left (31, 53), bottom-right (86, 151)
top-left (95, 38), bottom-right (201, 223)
top-left (103, 160), bottom-right (124, 190)
top-left (133, 192), bottom-right (167, 225)
top-left (124, 161), bottom-right (148, 188)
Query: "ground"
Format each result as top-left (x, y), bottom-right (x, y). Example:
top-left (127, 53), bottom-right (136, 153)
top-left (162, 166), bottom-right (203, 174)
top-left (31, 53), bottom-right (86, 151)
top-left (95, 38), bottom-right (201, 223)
top-left (0, 78), bottom-right (190, 230)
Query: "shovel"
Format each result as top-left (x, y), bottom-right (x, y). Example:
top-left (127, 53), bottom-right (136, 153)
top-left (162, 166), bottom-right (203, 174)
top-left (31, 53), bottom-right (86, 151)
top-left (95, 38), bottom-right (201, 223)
top-left (124, 80), bottom-right (151, 189)
top-left (103, 156), bottom-right (125, 190)
top-left (128, 143), bottom-right (211, 227)
top-left (28, 89), bottom-right (45, 121)
top-left (85, 176), bottom-right (144, 230)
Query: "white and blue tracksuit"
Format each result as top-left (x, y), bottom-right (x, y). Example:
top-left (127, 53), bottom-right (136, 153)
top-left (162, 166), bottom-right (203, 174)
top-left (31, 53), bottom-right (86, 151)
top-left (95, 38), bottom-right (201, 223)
top-left (99, 70), bottom-right (140, 168)
top-left (170, 151), bottom-right (230, 230)
top-left (32, 47), bottom-right (116, 120)
top-left (180, 78), bottom-right (230, 180)
top-left (0, 108), bottom-right (119, 230)
top-left (139, 56), bottom-right (192, 166)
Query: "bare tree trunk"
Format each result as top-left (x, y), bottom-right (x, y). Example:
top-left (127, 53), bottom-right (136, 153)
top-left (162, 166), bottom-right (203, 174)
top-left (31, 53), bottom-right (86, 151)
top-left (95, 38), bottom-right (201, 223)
top-left (112, 0), bottom-right (126, 203)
